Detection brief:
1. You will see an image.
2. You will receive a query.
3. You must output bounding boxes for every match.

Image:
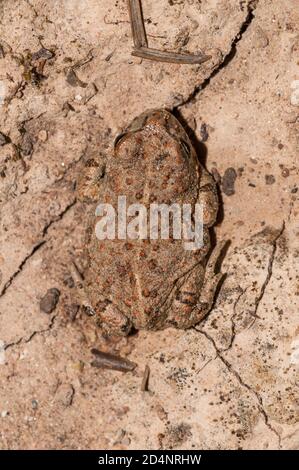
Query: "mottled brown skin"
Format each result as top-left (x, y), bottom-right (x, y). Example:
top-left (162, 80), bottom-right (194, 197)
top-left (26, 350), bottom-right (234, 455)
top-left (78, 109), bottom-right (223, 335)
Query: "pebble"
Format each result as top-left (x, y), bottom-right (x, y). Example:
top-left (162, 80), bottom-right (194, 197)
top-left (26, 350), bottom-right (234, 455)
top-left (200, 123), bottom-right (209, 142)
top-left (40, 288), bottom-right (60, 314)
top-left (222, 167), bottom-right (237, 196)
top-left (31, 399), bottom-right (38, 410)
top-left (66, 303), bottom-right (79, 321)
top-left (38, 129), bottom-right (48, 142)
top-left (20, 134), bottom-right (33, 156)
top-left (281, 167), bottom-right (290, 178)
top-left (254, 27), bottom-right (269, 48)
top-left (265, 174), bottom-right (275, 185)
top-left (56, 383), bottom-right (75, 407)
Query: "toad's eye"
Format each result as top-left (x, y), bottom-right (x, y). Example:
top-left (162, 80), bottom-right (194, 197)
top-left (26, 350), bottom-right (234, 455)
top-left (180, 139), bottom-right (191, 158)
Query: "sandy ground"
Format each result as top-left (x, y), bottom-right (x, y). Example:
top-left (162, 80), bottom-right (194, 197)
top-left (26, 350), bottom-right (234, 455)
top-left (0, 0), bottom-right (298, 450)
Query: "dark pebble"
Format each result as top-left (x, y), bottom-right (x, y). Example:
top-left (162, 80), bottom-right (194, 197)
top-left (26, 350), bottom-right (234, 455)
top-left (20, 134), bottom-right (33, 156)
top-left (63, 274), bottom-right (75, 288)
top-left (222, 167), bottom-right (237, 196)
top-left (40, 288), bottom-right (60, 314)
top-left (31, 399), bottom-right (38, 409)
top-left (31, 48), bottom-right (54, 61)
top-left (66, 303), bottom-right (79, 321)
top-left (200, 123), bottom-right (209, 142)
top-left (65, 68), bottom-right (87, 88)
top-left (265, 174), bottom-right (275, 185)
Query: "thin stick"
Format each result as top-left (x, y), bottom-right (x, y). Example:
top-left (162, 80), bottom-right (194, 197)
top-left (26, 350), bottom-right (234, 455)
top-left (141, 364), bottom-right (150, 391)
top-left (127, 0), bottom-right (211, 65)
top-left (91, 348), bottom-right (137, 372)
top-left (132, 46), bottom-right (211, 65)
top-left (128, 0), bottom-right (148, 48)
top-left (70, 261), bottom-right (95, 316)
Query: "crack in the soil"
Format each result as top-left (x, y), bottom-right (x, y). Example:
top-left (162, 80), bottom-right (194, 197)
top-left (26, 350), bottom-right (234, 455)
top-left (42, 198), bottom-right (76, 237)
top-left (0, 240), bottom-right (46, 298)
top-left (4, 312), bottom-right (58, 351)
top-left (174, 0), bottom-right (258, 109)
top-left (196, 328), bottom-right (282, 448)
top-left (224, 286), bottom-right (248, 351)
top-left (0, 198), bottom-right (76, 299)
top-left (248, 222), bottom-right (285, 329)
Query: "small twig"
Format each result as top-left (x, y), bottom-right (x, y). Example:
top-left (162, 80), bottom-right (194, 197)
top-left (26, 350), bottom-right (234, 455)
top-left (127, 0), bottom-right (211, 64)
top-left (132, 46), bottom-right (210, 65)
top-left (91, 348), bottom-right (137, 372)
top-left (141, 364), bottom-right (150, 391)
top-left (70, 261), bottom-right (95, 316)
top-left (128, 0), bottom-right (148, 48)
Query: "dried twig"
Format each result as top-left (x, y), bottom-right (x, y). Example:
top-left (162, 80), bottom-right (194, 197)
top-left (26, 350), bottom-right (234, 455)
top-left (140, 364), bottom-right (150, 391)
top-left (128, 0), bottom-right (148, 48)
top-left (127, 0), bottom-right (211, 65)
top-left (91, 348), bottom-right (137, 372)
top-left (132, 46), bottom-right (210, 65)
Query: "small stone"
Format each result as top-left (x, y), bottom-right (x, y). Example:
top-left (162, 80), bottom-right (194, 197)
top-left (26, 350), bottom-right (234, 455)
top-left (1, 410), bottom-right (8, 418)
top-left (38, 129), bottom-right (48, 142)
top-left (63, 274), bottom-right (75, 288)
top-left (31, 48), bottom-right (54, 61)
top-left (20, 133), bottom-right (33, 157)
top-left (290, 93), bottom-right (299, 107)
top-left (122, 437), bottom-right (131, 446)
top-left (254, 27), bottom-right (269, 48)
top-left (222, 168), bottom-right (237, 196)
top-left (265, 174), bottom-right (275, 185)
top-left (66, 303), bottom-right (79, 321)
top-left (40, 288), bottom-right (60, 314)
top-left (200, 123), bottom-right (209, 142)
top-left (65, 68), bottom-right (87, 88)
top-left (31, 399), bottom-right (38, 409)
top-left (0, 131), bottom-right (9, 146)
top-left (55, 383), bottom-right (74, 407)
top-left (72, 361), bottom-right (84, 373)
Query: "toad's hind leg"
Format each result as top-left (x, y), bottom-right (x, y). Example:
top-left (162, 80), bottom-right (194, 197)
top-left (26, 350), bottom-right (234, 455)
top-left (167, 241), bottom-right (225, 329)
top-left (190, 240), bottom-right (226, 326)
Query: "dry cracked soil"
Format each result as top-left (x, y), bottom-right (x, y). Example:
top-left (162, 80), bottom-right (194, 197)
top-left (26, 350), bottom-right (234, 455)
top-left (0, 0), bottom-right (298, 450)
